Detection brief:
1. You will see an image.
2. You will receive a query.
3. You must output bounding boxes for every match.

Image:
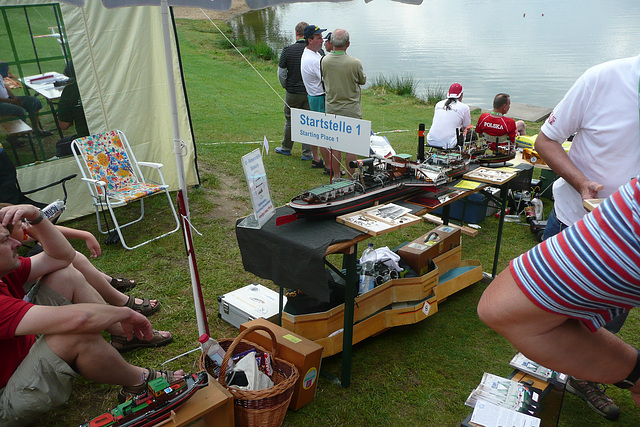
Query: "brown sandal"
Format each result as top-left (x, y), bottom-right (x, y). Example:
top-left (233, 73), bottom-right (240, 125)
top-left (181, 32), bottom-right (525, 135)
top-left (110, 276), bottom-right (137, 292)
top-left (125, 295), bottom-right (160, 317)
top-left (111, 330), bottom-right (173, 353)
top-left (118, 368), bottom-right (181, 402)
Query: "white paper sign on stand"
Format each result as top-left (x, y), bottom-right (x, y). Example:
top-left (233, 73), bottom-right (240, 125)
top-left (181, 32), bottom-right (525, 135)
top-left (291, 108), bottom-right (372, 157)
top-left (237, 148), bottom-right (275, 229)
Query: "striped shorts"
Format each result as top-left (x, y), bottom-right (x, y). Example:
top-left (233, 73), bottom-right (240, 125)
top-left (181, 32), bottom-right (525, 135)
top-left (511, 178), bottom-right (640, 332)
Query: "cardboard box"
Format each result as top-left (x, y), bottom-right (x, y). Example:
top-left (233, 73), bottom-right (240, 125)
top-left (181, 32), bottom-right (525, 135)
top-left (218, 284), bottom-right (285, 328)
top-left (239, 318), bottom-right (324, 410)
top-left (398, 225), bottom-right (461, 274)
top-left (172, 377), bottom-right (234, 427)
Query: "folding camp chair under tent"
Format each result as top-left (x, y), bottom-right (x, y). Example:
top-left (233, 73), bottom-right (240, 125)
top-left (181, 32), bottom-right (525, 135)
top-left (71, 130), bottom-right (180, 250)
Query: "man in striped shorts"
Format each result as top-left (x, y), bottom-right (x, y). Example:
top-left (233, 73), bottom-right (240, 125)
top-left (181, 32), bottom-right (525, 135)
top-left (478, 177), bottom-right (640, 409)
top-left (532, 53), bottom-right (640, 419)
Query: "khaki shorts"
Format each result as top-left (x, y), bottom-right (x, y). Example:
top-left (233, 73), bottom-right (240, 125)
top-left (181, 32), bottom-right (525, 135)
top-left (23, 279), bottom-right (71, 307)
top-left (0, 282), bottom-right (76, 426)
top-left (0, 337), bottom-right (78, 426)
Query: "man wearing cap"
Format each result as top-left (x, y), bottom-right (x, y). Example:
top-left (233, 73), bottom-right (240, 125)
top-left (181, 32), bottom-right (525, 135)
top-left (475, 93), bottom-right (519, 151)
top-left (300, 24), bottom-right (330, 170)
top-left (323, 32), bottom-right (333, 54)
top-left (426, 82), bottom-right (471, 149)
top-left (320, 28), bottom-right (366, 177)
top-left (276, 22), bottom-right (313, 160)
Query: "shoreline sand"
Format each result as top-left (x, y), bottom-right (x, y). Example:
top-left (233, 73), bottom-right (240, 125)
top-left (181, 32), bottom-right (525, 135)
top-left (172, 1), bottom-right (251, 20)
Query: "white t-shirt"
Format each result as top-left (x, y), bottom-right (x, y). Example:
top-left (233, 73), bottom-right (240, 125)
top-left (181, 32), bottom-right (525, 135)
top-left (542, 54), bottom-right (640, 225)
top-left (427, 99), bottom-right (471, 148)
top-left (301, 48), bottom-right (324, 96)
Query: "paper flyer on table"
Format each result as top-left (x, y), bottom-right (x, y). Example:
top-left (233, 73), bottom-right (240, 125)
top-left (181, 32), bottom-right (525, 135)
top-left (241, 148), bottom-right (274, 227)
top-left (470, 399), bottom-right (540, 427)
top-left (454, 180), bottom-right (481, 189)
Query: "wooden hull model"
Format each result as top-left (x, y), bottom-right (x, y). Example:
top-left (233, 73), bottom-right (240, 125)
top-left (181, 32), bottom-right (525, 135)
top-left (289, 151), bottom-right (470, 219)
top-left (79, 372), bottom-right (208, 427)
top-left (467, 138), bottom-right (516, 164)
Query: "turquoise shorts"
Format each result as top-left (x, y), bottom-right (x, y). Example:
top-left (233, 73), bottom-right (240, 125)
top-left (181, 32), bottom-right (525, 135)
top-left (308, 94), bottom-right (326, 113)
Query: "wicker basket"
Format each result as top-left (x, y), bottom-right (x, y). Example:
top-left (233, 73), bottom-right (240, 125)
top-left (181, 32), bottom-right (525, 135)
top-left (198, 325), bottom-right (299, 427)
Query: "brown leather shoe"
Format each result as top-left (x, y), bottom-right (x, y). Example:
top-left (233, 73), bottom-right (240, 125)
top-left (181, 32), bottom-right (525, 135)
top-left (566, 377), bottom-right (620, 420)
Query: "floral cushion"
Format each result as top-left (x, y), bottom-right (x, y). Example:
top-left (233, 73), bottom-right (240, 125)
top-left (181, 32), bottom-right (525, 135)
top-left (107, 182), bottom-right (165, 203)
top-left (75, 130), bottom-right (164, 201)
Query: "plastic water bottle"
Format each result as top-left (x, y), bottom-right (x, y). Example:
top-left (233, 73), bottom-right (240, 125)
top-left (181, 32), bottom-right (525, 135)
top-left (531, 196), bottom-right (544, 220)
top-left (41, 200), bottom-right (66, 222)
top-left (199, 333), bottom-right (227, 367)
top-left (358, 243), bottom-right (377, 295)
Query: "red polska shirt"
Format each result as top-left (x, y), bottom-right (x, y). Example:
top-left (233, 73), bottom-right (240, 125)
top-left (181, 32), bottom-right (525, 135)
top-left (476, 112), bottom-right (517, 143)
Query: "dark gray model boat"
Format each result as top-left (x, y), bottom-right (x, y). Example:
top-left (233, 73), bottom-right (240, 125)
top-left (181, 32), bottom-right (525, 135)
top-left (288, 151), bottom-right (469, 219)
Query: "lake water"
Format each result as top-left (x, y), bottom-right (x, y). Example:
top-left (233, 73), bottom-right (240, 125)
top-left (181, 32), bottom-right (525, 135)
top-left (230, 0), bottom-right (640, 109)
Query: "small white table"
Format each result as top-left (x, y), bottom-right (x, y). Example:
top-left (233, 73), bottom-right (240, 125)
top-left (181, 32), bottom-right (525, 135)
top-left (21, 72), bottom-right (69, 100)
top-left (20, 72), bottom-right (70, 138)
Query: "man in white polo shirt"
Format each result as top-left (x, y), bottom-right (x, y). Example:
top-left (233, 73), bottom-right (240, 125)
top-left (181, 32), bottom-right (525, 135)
top-left (300, 24), bottom-right (330, 170)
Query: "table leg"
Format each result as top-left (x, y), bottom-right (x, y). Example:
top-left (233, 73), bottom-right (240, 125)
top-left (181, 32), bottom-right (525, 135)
top-left (491, 184), bottom-right (510, 278)
top-left (340, 244), bottom-right (358, 388)
top-left (441, 204), bottom-right (451, 225)
top-left (46, 99), bottom-right (64, 139)
top-left (278, 286), bottom-right (283, 326)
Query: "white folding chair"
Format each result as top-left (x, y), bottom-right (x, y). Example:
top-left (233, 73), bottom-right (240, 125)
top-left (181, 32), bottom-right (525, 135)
top-left (71, 130), bottom-right (180, 250)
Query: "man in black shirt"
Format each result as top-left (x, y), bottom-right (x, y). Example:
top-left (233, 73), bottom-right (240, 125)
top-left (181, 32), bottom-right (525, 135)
top-left (57, 64), bottom-right (88, 138)
top-left (276, 21), bottom-right (313, 160)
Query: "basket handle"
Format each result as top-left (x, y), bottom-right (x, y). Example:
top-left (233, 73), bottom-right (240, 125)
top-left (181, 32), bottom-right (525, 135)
top-left (218, 324), bottom-right (279, 386)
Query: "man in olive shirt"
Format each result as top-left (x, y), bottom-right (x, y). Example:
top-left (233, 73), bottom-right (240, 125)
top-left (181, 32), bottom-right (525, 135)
top-left (321, 28), bottom-right (366, 177)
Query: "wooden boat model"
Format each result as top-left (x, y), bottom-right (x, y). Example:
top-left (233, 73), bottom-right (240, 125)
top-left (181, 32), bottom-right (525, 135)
top-left (466, 136), bottom-right (516, 164)
top-left (79, 371), bottom-right (208, 427)
top-left (289, 151), bottom-right (469, 218)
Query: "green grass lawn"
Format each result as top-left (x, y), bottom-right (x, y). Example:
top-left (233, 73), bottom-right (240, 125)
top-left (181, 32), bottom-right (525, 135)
top-left (29, 17), bottom-right (640, 427)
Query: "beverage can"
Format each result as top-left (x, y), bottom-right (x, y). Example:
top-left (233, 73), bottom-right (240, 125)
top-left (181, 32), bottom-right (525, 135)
top-left (42, 200), bottom-right (66, 221)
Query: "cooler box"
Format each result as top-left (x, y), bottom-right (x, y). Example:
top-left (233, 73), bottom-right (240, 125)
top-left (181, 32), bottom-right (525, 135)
top-left (431, 192), bottom-right (491, 224)
top-left (218, 283), bottom-right (285, 328)
top-left (240, 318), bottom-right (324, 410)
top-left (398, 225), bottom-right (461, 275)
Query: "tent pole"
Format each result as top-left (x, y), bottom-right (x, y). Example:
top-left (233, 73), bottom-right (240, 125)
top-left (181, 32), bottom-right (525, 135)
top-left (161, 0), bottom-right (187, 202)
top-left (161, 0), bottom-right (207, 336)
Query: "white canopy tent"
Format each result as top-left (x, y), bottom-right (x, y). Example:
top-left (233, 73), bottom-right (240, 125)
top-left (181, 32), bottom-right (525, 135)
top-left (1, 0), bottom-right (198, 221)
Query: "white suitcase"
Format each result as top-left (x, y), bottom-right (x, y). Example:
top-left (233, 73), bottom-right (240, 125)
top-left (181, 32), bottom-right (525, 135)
top-left (217, 283), bottom-right (286, 328)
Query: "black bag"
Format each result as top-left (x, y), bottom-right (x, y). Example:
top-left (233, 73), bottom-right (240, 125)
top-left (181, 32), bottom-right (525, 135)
top-left (55, 135), bottom-right (78, 157)
top-left (284, 269), bottom-right (346, 315)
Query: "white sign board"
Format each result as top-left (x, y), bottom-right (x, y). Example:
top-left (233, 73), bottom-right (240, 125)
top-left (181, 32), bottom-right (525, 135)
top-left (291, 108), bottom-right (372, 157)
top-left (241, 148), bottom-right (275, 228)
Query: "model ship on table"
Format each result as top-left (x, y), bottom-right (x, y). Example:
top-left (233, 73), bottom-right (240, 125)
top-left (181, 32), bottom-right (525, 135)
top-left (466, 135), bottom-right (516, 164)
top-left (288, 149), bottom-right (470, 219)
top-left (79, 371), bottom-right (208, 427)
